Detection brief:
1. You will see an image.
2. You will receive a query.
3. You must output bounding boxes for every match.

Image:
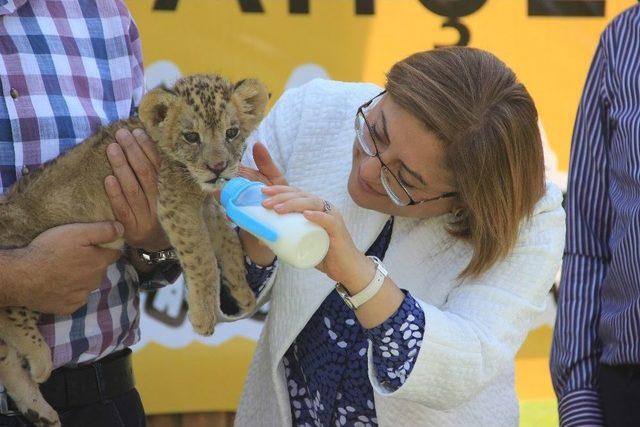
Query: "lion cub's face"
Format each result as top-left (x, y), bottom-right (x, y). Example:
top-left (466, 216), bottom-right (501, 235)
top-left (138, 75), bottom-right (269, 192)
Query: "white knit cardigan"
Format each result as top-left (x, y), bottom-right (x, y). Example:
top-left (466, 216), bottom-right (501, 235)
top-left (227, 79), bottom-right (565, 427)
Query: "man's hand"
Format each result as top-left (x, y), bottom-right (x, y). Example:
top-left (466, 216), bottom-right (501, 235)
top-left (1, 222), bottom-right (124, 315)
top-left (105, 128), bottom-right (170, 252)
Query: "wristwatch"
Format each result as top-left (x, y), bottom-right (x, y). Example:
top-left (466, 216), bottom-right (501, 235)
top-left (336, 256), bottom-right (388, 310)
top-left (138, 247), bottom-right (179, 265)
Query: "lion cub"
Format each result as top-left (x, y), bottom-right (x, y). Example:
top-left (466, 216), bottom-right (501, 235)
top-left (0, 74), bottom-right (267, 426)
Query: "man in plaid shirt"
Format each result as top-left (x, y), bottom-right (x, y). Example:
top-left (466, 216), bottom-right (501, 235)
top-left (0, 1), bottom-right (178, 425)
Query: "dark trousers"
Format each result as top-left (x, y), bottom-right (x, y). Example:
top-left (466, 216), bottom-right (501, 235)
top-left (0, 388), bottom-right (145, 427)
top-left (600, 363), bottom-right (640, 427)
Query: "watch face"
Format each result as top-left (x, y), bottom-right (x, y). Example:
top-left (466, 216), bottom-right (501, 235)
top-left (335, 283), bottom-right (356, 310)
top-left (139, 250), bottom-right (155, 265)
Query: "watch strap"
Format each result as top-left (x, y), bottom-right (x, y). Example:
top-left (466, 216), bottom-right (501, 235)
top-left (336, 256), bottom-right (388, 310)
top-left (139, 247), bottom-right (178, 265)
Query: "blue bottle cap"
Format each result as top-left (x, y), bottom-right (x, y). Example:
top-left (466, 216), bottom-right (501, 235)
top-left (220, 177), bottom-right (278, 243)
top-left (220, 177), bottom-right (255, 207)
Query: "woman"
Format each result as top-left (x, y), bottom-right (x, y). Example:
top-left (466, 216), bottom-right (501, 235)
top-left (225, 47), bottom-right (564, 426)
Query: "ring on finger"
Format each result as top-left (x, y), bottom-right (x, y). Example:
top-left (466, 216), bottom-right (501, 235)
top-left (322, 200), bottom-right (332, 213)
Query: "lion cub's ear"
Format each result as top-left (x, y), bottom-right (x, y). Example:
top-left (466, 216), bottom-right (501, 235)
top-left (138, 87), bottom-right (177, 141)
top-left (232, 79), bottom-right (269, 134)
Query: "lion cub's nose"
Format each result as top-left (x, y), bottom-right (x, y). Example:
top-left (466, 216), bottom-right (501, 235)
top-left (207, 161), bottom-right (228, 176)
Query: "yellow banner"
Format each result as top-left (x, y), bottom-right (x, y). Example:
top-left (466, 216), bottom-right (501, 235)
top-left (126, 0), bottom-right (637, 414)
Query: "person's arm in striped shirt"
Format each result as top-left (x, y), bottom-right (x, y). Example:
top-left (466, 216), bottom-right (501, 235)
top-left (550, 35), bottom-right (613, 427)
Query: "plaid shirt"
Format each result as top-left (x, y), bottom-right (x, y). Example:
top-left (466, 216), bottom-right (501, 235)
top-left (0, 0), bottom-right (168, 370)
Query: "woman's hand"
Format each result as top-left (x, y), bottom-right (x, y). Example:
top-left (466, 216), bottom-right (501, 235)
top-left (262, 186), bottom-right (375, 289)
top-left (232, 142), bottom-right (287, 267)
top-left (239, 142), bottom-right (288, 186)
top-left (247, 145), bottom-right (404, 327)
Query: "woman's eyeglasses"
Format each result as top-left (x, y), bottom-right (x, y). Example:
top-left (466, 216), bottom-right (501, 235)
top-left (354, 91), bottom-right (458, 206)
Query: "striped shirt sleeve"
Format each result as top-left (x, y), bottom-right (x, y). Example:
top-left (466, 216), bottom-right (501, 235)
top-left (124, 6), bottom-right (144, 114)
top-left (550, 36), bottom-right (612, 427)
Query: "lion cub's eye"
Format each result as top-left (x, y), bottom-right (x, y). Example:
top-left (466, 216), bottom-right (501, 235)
top-left (225, 127), bottom-right (239, 141)
top-left (182, 132), bottom-right (200, 144)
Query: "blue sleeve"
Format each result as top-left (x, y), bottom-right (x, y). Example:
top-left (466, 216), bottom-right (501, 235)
top-left (245, 256), bottom-right (276, 297)
top-left (550, 34), bottom-right (612, 427)
top-left (365, 292), bottom-right (425, 391)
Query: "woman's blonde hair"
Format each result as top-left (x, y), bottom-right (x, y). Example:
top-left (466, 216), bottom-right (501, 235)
top-left (386, 47), bottom-right (545, 278)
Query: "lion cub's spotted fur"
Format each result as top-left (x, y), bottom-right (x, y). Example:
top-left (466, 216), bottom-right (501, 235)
top-left (0, 75), bottom-right (268, 426)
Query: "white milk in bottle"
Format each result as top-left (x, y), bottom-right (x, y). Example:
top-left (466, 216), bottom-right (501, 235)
top-left (220, 177), bottom-right (330, 269)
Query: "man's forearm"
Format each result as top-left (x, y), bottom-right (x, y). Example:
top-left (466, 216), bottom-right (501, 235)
top-left (0, 248), bottom-right (25, 307)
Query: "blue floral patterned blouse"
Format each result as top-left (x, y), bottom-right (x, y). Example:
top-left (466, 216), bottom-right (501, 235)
top-left (245, 218), bottom-right (426, 427)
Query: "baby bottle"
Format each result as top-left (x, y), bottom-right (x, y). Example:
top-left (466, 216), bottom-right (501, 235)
top-left (220, 177), bottom-right (330, 269)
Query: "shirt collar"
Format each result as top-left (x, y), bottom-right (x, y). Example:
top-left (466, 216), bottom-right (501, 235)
top-left (0, 0), bottom-right (28, 16)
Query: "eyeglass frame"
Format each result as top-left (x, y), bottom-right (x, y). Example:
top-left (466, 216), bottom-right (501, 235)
top-left (355, 91), bottom-right (458, 206)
